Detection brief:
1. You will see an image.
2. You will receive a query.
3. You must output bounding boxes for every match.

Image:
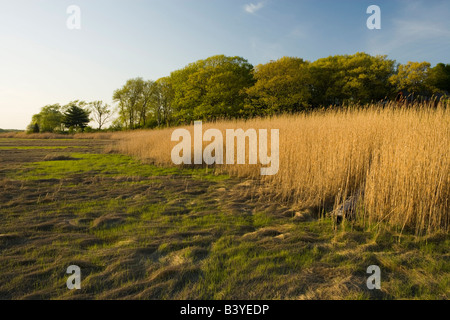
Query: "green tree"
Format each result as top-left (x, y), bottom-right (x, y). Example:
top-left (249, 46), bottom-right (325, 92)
top-left (26, 122), bottom-right (40, 133)
top-left (113, 78), bottom-right (157, 129)
top-left (168, 63), bottom-right (199, 124)
top-left (338, 53), bottom-right (396, 102)
top-left (427, 63), bottom-right (450, 94)
top-left (169, 55), bottom-right (254, 123)
top-left (63, 105), bottom-right (90, 132)
top-left (89, 101), bottom-right (112, 130)
top-left (244, 57), bottom-right (311, 116)
top-left (140, 80), bottom-right (158, 128)
top-left (27, 104), bottom-right (63, 133)
top-left (155, 77), bottom-right (174, 126)
top-left (309, 53), bottom-right (396, 106)
top-left (113, 79), bottom-right (142, 129)
top-left (389, 61), bottom-right (432, 95)
top-left (308, 55), bottom-right (341, 106)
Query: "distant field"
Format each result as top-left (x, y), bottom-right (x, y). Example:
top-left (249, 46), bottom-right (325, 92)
top-left (0, 137), bottom-right (448, 299)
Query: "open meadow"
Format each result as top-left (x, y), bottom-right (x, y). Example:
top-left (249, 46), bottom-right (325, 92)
top-left (0, 104), bottom-right (448, 300)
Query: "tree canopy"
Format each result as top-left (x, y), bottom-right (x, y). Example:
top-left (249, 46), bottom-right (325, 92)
top-left (309, 53), bottom-right (396, 106)
top-left (113, 78), bottom-right (158, 129)
top-left (62, 104), bottom-right (91, 131)
top-left (89, 101), bottom-right (112, 130)
top-left (245, 57), bottom-right (311, 116)
top-left (427, 63), bottom-right (450, 94)
top-left (169, 55), bottom-right (255, 124)
top-left (28, 104), bottom-right (63, 133)
top-left (389, 61), bottom-right (432, 95)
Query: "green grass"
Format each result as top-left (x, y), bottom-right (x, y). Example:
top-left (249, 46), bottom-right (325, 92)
top-left (9, 152), bottom-right (231, 181)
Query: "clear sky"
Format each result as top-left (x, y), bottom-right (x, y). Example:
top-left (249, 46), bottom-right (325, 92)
top-left (1, 0), bottom-right (449, 129)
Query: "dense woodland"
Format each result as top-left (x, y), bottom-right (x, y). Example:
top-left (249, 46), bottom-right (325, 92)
top-left (27, 52), bottom-right (450, 133)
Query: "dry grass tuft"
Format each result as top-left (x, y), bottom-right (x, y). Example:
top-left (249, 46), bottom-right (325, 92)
top-left (43, 154), bottom-right (76, 161)
top-left (73, 132), bottom-right (115, 139)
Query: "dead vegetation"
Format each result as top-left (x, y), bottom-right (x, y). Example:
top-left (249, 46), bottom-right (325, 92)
top-left (109, 102), bottom-right (449, 236)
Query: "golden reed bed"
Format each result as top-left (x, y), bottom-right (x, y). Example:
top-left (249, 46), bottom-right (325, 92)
top-left (109, 102), bottom-right (449, 236)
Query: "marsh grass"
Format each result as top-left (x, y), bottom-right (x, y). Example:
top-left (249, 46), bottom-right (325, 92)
top-left (110, 102), bottom-right (449, 236)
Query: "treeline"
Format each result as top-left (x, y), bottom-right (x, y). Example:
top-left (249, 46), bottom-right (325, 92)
top-left (0, 128), bottom-right (21, 133)
top-left (112, 52), bottom-right (449, 129)
top-left (27, 101), bottom-right (112, 133)
top-left (28, 52), bottom-right (450, 132)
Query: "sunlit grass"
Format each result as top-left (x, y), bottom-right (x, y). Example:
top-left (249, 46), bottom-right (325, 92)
top-left (111, 102), bottom-right (450, 236)
top-left (8, 152), bottom-right (230, 181)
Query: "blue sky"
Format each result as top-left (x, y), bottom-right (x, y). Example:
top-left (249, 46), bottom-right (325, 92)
top-left (1, 0), bottom-right (449, 129)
